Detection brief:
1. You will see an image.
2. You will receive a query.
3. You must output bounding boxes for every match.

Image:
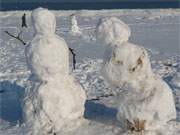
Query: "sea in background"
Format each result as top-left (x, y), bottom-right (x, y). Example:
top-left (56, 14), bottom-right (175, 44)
top-left (0, 1), bottom-right (179, 11)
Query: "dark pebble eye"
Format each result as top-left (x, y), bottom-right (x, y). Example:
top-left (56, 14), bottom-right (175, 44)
top-left (137, 57), bottom-right (143, 65)
top-left (117, 60), bottom-right (123, 65)
top-left (132, 67), bottom-right (136, 72)
top-left (129, 67), bottom-right (136, 73)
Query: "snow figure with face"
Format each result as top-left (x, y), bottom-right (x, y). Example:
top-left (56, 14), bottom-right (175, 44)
top-left (23, 8), bottom-right (86, 134)
top-left (96, 17), bottom-right (176, 132)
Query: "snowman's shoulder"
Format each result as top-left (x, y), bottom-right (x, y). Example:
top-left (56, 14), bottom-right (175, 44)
top-left (54, 35), bottom-right (69, 47)
top-left (124, 42), bottom-right (146, 50)
top-left (152, 76), bottom-right (173, 95)
top-left (125, 42), bottom-right (149, 57)
top-left (116, 42), bottom-right (146, 54)
top-left (28, 35), bottom-right (41, 48)
top-left (54, 34), bottom-right (66, 43)
top-left (25, 39), bottom-right (35, 56)
top-left (25, 36), bottom-right (43, 56)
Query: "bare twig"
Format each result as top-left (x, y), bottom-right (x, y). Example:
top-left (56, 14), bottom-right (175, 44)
top-left (5, 30), bottom-right (77, 71)
top-left (4, 30), bottom-right (26, 45)
top-left (88, 93), bottom-right (114, 101)
top-left (17, 30), bottom-right (22, 37)
top-left (69, 47), bottom-right (76, 70)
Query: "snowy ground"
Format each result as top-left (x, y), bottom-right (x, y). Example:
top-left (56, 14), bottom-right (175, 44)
top-left (0, 9), bottom-right (180, 134)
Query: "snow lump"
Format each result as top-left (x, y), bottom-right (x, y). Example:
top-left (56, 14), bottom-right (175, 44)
top-left (70, 14), bottom-right (81, 36)
top-left (96, 17), bottom-right (131, 45)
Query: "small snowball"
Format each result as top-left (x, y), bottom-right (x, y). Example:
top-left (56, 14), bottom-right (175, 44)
top-left (96, 17), bottom-right (131, 45)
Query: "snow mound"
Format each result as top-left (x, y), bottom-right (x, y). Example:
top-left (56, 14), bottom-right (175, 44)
top-left (96, 17), bottom-right (131, 45)
top-left (70, 14), bottom-right (82, 36)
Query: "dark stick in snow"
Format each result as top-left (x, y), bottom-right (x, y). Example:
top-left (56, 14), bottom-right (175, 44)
top-left (4, 30), bottom-right (26, 45)
top-left (22, 13), bottom-right (28, 28)
top-left (88, 93), bottom-right (114, 101)
top-left (69, 47), bottom-right (76, 70)
top-left (5, 30), bottom-right (76, 70)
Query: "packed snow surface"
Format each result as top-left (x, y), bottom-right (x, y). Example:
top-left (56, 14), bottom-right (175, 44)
top-left (0, 9), bottom-right (180, 135)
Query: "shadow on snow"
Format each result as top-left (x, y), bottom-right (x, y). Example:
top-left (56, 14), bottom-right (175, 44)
top-left (0, 81), bottom-right (119, 126)
top-left (84, 100), bottom-right (118, 125)
top-left (0, 80), bottom-right (25, 125)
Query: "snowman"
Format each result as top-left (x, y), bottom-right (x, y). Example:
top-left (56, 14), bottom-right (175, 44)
top-left (96, 17), bottom-right (176, 133)
top-left (70, 14), bottom-right (81, 35)
top-left (23, 8), bottom-right (86, 134)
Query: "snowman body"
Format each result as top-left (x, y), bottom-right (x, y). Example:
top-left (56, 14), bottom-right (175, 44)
top-left (23, 8), bottom-right (86, 134)
top-left (117, 76), bottom-right (176, 130)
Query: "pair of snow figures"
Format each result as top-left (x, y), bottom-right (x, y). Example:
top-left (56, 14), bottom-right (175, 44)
top-left (23, 8), bottom-right (176, 135)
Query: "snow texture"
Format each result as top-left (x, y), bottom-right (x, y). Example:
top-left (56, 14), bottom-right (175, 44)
top-left (0, 9), bottom-right (179, 135)
top-left (96, 17), bottom-right (177, 131)
top-left (96, 17), bottom-right (131, 45)
top-left (23, 8), bottom-right (86, 134)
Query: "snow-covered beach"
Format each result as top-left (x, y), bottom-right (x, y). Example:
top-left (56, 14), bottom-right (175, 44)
top-left (0, 9), bottom-right (180, 134)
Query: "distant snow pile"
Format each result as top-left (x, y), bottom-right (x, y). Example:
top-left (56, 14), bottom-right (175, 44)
top-left (70, 14), bottom-right (82, 36)
top-left (23, 8), bottom-right (86, 134)
top-left (96, 17), bottom-right (177, 133)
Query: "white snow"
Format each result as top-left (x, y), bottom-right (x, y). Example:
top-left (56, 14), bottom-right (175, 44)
top-left (96, 17), bottom-right (177, 132)
top-left (0, 8), bottom-right (179, 135)
top-left (23, 8), bottom-right (86, 134)
top-left (70, 14), bottom-right (81, 35)
top-left (96, 17), bottom-right (131, 45)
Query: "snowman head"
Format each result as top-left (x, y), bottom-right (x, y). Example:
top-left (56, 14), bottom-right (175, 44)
top-left (32, 8), bottom-right (56, 35)
top-left (104, 43), bottom-right (153, 89)
top-left (96, 17), bottom-right (131, 46)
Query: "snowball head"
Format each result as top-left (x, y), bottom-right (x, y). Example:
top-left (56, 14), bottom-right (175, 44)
top-left (103, 42), bottom-right (153, 89)
top-left (32, 7), bottom-right (56, 35)
top-left (96, 17), bottom-right (131, 45)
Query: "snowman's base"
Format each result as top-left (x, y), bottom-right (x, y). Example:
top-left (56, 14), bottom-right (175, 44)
top-left (126, 119), bottom-right (146, 133)
top-left (56, 119), bottom-right (122, 135)
top-left (52, 120), bottom-right (180, 135)
top-left (121, 120), bottom-right (180, 135)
